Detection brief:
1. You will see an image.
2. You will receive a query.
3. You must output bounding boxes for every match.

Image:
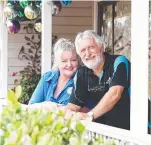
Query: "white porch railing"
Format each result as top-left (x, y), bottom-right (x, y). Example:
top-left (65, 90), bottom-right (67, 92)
top-left (0, 0), bottom-right (150, 144)
top-left (87, 122), bottom-right (151, 145)
top-left (0, 99), bottom-right (151, 145)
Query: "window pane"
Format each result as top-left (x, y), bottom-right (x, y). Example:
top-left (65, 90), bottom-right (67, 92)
top-left (113, 2), bottom-right (131, 60)
top-left (102, 5), bottom-right (113, 54)
top-left (99, 1), bottom-right (131, 60)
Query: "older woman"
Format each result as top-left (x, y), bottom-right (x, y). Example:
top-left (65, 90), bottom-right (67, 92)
top-left (29, 38), bottom-right (79, 105)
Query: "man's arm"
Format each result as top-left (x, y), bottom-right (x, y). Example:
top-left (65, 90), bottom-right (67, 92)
top-left (90, 56), bottom-right (130, 119)
top-left (90, 86), bottom-right (124, 119)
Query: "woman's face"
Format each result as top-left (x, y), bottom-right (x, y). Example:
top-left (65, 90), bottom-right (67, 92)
top-left (58, 50), bottom-right (78, 78)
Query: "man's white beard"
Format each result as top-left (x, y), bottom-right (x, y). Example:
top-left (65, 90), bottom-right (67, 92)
top-left (83, 55), bottom-right (102, 69)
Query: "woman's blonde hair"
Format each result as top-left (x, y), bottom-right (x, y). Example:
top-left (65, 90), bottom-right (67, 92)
top-left (52, 38), bottom-right (78, 68)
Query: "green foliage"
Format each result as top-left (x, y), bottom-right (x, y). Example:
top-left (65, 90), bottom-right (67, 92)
top-left (0, 90), bottom-right (89, 145)
top-left (75, 122), bottom-right (85, 134)
top-left (17, 34), bottom-right (41, 104)
top-left (15, 33), bottom-right (57, 104)
top-left (0, 90), bottom-right (119, 145)
top-left (18, 71), bottom-right (41, 104)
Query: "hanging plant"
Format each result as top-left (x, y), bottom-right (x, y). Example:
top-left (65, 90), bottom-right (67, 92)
top-left (12, 24), bottom-right (58, 104)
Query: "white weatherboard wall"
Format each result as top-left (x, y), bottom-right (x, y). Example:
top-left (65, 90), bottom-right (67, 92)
top-left (52, 1), bottom-right (93, 40)
top-left (7, 1), bottom-right (93, 89)
top-left (8, 25), bottom-right (39, 90)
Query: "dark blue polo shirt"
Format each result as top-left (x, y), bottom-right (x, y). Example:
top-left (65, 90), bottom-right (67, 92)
top-left (70, 52), bottom-right (131, 130)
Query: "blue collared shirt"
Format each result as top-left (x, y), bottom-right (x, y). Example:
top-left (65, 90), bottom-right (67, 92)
top-left (29, 69), bottom-right (74, 105)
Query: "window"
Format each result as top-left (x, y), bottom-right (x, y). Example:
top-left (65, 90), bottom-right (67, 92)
top-left (98, 1), bottom-right (131, 60)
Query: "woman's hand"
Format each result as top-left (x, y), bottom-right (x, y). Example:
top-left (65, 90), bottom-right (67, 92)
top-left (76, 112), bottom-right (87, 120)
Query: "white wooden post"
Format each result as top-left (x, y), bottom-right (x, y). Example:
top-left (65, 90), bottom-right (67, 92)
top-left (41, 0), bottom-right (52, 75)
top-left (0, 2), bottom-right (8, 98)
top-left (131, 0), bottom-right (149, 135)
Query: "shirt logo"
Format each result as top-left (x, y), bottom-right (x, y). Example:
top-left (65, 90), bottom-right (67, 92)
top-left (88, 85), bottom-right (105, 92)
top-left (67, 87), bottom-right (73, 95)
top-left (106, 77), bottom-right (112, 84)
top-left (88, 77), bottom-right (112, 92)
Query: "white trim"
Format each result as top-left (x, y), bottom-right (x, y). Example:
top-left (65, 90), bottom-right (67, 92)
top-left (131, 0), bottom-right (149, 135)
top-left (41, 0), bottom-right (52, 75)
top-left (87, 122), bottom-right (151, 145)
top-left (0, 2), bottom-right (8, 98)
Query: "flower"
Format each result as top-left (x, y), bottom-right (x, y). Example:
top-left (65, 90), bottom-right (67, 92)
top-left (12, 72), bottom-right (17, 76)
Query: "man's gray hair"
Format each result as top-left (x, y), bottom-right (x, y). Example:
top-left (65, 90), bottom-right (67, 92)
top-left (53, 38), bottom-right (77, 68)
top-left (75, 30), bottom-right (104, 54)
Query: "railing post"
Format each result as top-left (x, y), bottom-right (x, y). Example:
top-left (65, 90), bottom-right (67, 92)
top-left (131, 0), bottom-right (149, 135)
top-left (0, 2), bottom-right (8, 98)
top-left (41, 0), bottom-right (52, 75)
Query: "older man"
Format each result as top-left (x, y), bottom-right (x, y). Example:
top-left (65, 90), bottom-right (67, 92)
top-left (67, 30), bottom-right (131, 130)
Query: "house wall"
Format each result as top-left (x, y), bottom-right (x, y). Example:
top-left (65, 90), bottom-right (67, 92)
top-left (7, 1), bottom-right (93, 90)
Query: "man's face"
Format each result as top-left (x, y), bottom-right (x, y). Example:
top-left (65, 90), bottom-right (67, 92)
top-left (78, 38), bottom-right (102, 69)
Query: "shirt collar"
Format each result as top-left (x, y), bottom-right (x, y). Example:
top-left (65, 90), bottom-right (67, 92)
top-left (64, 78), bottom-right (74, 90)
top-left (103, 52), bottom-right (111, 70)
top-left (45, 69), bottom-right (60, 82)
top-left (45, 69), bottom-right (76, 84)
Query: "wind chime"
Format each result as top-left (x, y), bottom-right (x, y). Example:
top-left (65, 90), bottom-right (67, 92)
top-left (3, 0), bottom-right (72, 34)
